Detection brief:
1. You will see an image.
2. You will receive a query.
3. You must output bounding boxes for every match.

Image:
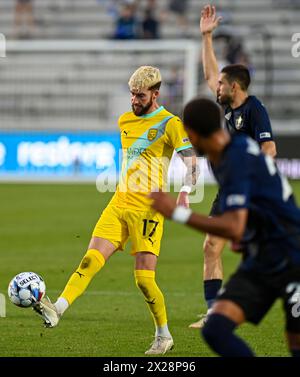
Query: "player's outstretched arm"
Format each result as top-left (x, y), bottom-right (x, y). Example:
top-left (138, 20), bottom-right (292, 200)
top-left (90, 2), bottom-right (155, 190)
top-left (176, 148), bottom-right (200, 208)
top-left (200, 5), bottom-right (222, 95)
top-left (150, 191), bottom-right (247, 243)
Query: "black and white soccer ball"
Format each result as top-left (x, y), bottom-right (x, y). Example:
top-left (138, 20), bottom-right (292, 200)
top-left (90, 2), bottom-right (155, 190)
top-left (8, 272), bottom-right (46, 308)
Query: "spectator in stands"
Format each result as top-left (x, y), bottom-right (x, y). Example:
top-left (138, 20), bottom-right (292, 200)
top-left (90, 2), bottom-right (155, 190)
top-left (107, 0), bottom-right (138, 20)
top-left (14, 0), bottom-right (35, 39)
top-left (142, 8), bottom-right (160, 39)
top-left (145, 0), bottom-right (157, 12)
top-left (225, 36), bottom-right (244, 64)
top-left (113, 3), bottom-right (139, 39)
top-left (168, 0), bottom-right (189, 37)
top-left (223, 36), bottom-right (254, 76)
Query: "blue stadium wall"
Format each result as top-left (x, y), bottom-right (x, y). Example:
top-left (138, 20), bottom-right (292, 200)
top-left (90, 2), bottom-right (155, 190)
top-left (0, 132), bottom-right (299, 180)
top-left (0, 131), bottom-right (121, 179)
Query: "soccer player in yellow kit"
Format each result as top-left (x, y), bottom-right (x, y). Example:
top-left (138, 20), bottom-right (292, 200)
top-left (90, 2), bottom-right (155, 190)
top-left (34, 66), bottom-right (199, 355)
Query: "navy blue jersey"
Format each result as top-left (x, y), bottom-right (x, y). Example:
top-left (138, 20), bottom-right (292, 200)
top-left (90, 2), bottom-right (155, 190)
top-left (224, 96), bottom-right (273, 144)
top-left (212, 134), bottom-right (300, 273)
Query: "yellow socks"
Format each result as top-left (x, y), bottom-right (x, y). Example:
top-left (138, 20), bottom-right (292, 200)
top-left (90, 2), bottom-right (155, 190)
top-left (57, 257), bottom-right (171, 338)
top-left (60, 249), bottom-right (105, 305)
top-left (134, 269), bottom-right (168, 329)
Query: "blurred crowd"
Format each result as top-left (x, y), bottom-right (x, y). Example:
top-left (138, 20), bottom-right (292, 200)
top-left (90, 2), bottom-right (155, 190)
top-left (108, 0), bottom-right (190, 40)
top-left (13, 0), bottom-right (191, 40)
top-left (13, 0), bottom-right (300, 40)
top-left (12, 0), bottom-right (252, 74)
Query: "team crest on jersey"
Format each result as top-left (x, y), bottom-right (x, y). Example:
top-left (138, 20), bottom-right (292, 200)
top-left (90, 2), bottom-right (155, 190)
top-left (235, 115), bottom-right (243, 129)
top-left (147, 128), bottom-right (158, 141)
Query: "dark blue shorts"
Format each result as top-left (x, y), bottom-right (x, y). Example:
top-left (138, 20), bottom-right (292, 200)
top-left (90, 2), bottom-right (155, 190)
top-left (217, 267), bottom-right (300, 333)
top-left (209, 191), bottom-right (222, 217)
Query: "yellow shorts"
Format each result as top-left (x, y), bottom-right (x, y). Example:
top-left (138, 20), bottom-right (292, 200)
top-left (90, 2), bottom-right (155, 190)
top-left (92, 205), bottom-right (164, 256)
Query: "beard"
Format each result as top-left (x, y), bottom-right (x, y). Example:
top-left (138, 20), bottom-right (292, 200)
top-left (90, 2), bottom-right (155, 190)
top-left (216, 93), bottom-right (232, 106)
top-left (132, 99), bottom-right (153, 116)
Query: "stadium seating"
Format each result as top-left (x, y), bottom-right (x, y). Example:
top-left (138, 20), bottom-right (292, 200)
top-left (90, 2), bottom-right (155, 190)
top-left (0, 0), bottom-right (299, 131)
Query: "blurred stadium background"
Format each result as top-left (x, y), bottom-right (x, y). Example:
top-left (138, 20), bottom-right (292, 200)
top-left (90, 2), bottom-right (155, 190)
top-left (0, 0), bottom-right (299, 181)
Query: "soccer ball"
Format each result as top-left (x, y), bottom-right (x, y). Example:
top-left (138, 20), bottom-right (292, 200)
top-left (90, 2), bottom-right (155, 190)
top-left (8, 272), bottom-right (46, 308)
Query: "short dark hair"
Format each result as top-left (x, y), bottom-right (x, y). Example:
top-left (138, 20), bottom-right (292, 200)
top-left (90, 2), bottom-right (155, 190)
top-left (183, 97), bottom-right (222, 137)
top-left (149, 81), bottom-right (161, 91)
top-left (221, 64), bottom-right (251, 91)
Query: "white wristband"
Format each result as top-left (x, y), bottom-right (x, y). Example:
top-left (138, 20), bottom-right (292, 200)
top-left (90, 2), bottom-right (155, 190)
top-left (172, 206), bottom-right (192, 224)
top-left (180, 185), bottom-right (192, 194)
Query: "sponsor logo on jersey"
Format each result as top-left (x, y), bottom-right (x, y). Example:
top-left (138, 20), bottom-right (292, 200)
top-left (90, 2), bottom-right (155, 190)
top-left (182, 137), bottom-right (189, 143)
top-left (126, 147), bottom-right (146, 157)
top-left (226, 194), bottom-right (246, 207)
top-left (260, 132), bottom-right (271, 139)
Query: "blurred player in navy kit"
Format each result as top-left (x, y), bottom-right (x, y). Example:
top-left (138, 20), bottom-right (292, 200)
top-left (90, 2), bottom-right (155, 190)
top-left (151, 97), bottom-right (300, 357)
top-left (188, 4), bottom-right (278, 329)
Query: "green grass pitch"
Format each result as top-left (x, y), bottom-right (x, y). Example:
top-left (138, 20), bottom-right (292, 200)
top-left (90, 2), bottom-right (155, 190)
top-left (1, 181), bottom-right (300, 357)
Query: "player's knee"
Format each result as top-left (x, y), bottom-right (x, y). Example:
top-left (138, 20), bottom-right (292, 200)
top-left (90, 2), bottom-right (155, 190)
top-left (201, 313), bottom-right (235, 346)
top-left (203, 237), bottom-right (222, 260)
top-left (201, 314), bottom-right (222, 345)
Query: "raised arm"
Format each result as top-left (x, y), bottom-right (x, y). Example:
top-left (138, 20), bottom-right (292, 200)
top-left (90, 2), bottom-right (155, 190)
top-left (200, 5), bottom-right (222, 95)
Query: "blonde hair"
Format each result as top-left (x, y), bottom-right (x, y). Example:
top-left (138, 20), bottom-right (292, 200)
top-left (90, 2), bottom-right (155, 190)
top-left (128, 66), bottom-right (162, 91)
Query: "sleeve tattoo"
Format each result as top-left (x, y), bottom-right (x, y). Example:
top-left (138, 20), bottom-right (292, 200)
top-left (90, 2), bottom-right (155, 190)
top-left (177, 148), bottom-right (200, 188)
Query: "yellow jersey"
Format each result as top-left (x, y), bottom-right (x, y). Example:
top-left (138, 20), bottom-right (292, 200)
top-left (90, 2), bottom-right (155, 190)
top-left (110, 106), bottom-right (192, 210)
